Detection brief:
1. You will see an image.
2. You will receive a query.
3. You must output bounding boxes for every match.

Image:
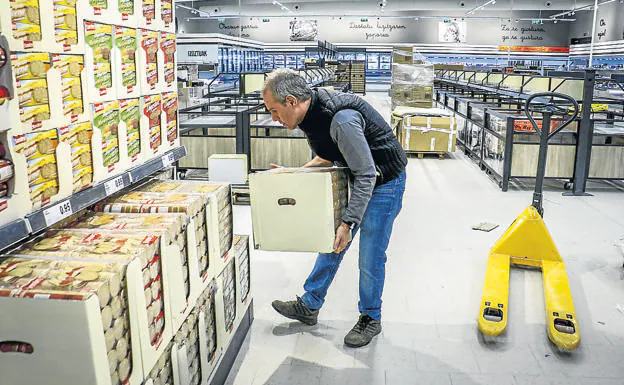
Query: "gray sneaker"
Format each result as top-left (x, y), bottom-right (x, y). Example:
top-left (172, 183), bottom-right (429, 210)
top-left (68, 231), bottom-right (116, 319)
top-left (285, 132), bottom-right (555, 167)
top-left (344, 313), bottom-right (382, 348)
top-left (272, 296), bottom-right (319, 326)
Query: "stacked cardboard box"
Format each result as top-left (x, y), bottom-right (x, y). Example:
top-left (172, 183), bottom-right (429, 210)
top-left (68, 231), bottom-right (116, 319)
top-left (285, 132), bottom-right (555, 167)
top-left (391, 47), bottom-right (435, 111)
top-left (250, 167), bottom-right (349, 253)
top-left (392, 107), bottom-right (457, 154)
top-left (350, 61), bottom-right (366, 94)
top-left (0, 179), bottom-right (253, 384)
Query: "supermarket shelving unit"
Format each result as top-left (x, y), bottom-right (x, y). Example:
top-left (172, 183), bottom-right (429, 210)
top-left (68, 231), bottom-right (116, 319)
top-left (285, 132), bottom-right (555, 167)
top-left (434, 69), bottom-right (624, 193)
top-left (0, 146), bottom-right (187, 256)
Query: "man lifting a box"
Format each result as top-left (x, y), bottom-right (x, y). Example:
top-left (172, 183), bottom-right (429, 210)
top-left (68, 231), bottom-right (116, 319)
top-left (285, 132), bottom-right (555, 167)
top-left (263, 69), bottom-right (407, 348)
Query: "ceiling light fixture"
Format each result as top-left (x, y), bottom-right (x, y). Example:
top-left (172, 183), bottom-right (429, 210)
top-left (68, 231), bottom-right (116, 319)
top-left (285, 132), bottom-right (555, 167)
top-left (175, 4), bottom-right (211, 17)
top-left (271, 0), bottom-right (294, 14)
top-left (550, 0), bottom-right (613, 19)
top-left (465, 0), bottom-right (496, 16)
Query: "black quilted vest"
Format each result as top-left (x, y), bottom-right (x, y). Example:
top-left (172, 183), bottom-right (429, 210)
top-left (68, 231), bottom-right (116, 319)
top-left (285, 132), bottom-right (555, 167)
top-left (298, 88), bottom-right (407, 185)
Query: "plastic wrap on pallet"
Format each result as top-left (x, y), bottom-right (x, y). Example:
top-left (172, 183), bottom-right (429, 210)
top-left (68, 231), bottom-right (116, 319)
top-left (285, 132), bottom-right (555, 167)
top-left (391, 51), bottom-right (434, 111)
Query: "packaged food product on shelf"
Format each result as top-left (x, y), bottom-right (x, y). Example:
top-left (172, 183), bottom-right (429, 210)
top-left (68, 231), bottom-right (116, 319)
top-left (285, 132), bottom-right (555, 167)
top-left (161, 91), bottom-right (178, 146)
top-left (172, 279), bottom-right (219, 385)
top-left (160, 32), bottom-right (175, 91)
top-left (3, 0), bottom-right (43, 50)
top-left (91, 100), bottom-right (123, 179)
top-left (233, 235), bottom-right (251, 306)
top-left (161, 0), bottom-right (173, 31)
top-left (12, 129), bottom-right (61, 203)
top-left (143, 343), bottom-right (174, 385)
top-left (120, 97), bottom-right (143, 164)
top-left (141, 93), bottom-right (163, 155)
top-left (141, 0), bottom-right (157, 27)
top-left (57, 210), bottom-right (195, 330)
top-left (52, 53), bottom-right (91, 125)
top-left (173, 309), bottom-right (203, 385)
top-left (197, 280), bottom-right (219, 376)
top-left (1, 128), bottom-right (71, 224)
top-left (58, 121), bottom-right (94, 192)
top-left (93, 191), bottom-right (210, 290)
top-left (12, 230), bottom-right (167, 346)
top-left (215, 259), bottom-right (237, 348)
top-left (139, 29), bottom-right (159, 93)
top-left (135, 179), bottom-right (233, 278)
top-left (8, 51), bottom-right (58, 132)
top-left (250, 167), bottom-right (349, 253)
top-left (53, 0), bottom-right (78, 48)
top-left (0, 256), bottom-right (143, 385)
top-left (85, 21), bottom-right (116, 102)
top-left (114, 26), bottom-right (139, 99)
top-left (118, 0), bottom-right (139, 25)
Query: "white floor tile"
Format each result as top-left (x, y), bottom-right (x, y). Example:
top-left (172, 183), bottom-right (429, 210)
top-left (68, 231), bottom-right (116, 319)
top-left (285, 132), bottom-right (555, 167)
top-left (320, 366), bottom-right (386, 385)
top-left (513, 375), bottom-right (582, 385)
top-left (450, 373), bottom-right (516, 385)
top-left (386, 370), bottom-right (452, 385)
top-left (413, 339), bottom-right (481, 374)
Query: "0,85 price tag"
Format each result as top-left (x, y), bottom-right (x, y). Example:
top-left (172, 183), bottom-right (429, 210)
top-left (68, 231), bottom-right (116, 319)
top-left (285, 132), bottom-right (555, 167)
top-left (43, 200), bottom-right (73, 226)
top-left (104, 176), bottom-right (125, 196)
top-left (162, 153), bottom-right (176, 168)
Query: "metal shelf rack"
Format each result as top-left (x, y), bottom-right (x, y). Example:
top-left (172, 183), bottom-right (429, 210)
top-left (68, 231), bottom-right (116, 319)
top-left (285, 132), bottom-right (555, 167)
top-left (434, 69), bottom-right (624, 193)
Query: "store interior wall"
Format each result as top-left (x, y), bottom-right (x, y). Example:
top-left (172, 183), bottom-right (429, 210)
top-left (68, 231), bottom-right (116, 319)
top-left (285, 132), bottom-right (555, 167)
top-left (568, 1), bottom-right (624, 42)
top-left (177, 10), bottom-right (572, 47)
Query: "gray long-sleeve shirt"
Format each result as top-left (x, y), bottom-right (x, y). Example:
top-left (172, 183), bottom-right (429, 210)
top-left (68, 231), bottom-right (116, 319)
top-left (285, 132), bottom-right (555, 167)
top-left (329, 109), bottom-right (377, 226)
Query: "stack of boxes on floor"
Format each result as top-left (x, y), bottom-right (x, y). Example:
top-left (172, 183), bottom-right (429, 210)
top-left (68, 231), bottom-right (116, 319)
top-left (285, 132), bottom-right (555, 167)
top-left (0, 0), bottom-right (179, 227)
top-left (350, 61), bottom-right (366, 95)
top-left (0, 179), bottom-right (253, 385)
top-left (390, 46), bottom-right (457, 155)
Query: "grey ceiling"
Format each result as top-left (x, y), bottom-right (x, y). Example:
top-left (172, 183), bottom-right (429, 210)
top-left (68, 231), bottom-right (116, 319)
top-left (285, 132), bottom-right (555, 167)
top-left (175, 0), bottom-right (598, 15)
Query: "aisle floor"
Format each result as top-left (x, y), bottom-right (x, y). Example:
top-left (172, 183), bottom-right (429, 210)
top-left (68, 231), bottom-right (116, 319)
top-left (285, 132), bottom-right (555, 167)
top-left (226, 92), bottom-right (624, 385)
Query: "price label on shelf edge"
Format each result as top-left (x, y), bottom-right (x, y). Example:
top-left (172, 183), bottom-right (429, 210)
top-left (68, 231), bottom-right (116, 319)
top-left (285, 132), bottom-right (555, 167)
top-left (162, 153), bottom-right (176, 168)
top-left (43, 200), bottom-right (73, 226)
top-left (104, 176), bottom-right (125, 196)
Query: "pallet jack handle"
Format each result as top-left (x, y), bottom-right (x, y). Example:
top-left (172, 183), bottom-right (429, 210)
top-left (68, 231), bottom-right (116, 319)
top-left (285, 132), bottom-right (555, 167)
top-left (524, 92), bottom-right (580, 217)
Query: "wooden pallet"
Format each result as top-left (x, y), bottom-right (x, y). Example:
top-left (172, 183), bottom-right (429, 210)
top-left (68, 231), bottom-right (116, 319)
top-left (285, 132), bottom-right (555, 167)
top-left (406, 151), bottom-right (448, 159)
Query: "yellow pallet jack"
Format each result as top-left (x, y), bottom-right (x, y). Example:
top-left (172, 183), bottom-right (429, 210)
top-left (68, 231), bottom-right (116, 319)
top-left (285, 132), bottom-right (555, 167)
top-left (478, 92), bottom-right (581, 351)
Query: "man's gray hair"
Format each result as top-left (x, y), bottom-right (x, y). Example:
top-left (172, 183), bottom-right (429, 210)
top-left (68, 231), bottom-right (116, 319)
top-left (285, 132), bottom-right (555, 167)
top-left (263, 68), bottom-right (312, 105)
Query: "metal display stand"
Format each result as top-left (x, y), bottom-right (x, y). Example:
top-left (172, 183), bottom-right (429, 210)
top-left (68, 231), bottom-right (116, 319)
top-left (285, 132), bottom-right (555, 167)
top-left (434, 69), bottom-right (624, 193)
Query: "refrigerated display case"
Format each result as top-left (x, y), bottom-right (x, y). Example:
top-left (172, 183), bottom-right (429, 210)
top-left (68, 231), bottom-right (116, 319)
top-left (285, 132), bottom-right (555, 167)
top-left (274, 54), bottom-right (285, 68)
top-left (263, 54), bottom-right (274, 70)
top-left (380, 53), bottom-right (391, 71)
top-left (286, 54), bottom-right (298, 69)
top-left (367, 53), bottom-right (380, 70)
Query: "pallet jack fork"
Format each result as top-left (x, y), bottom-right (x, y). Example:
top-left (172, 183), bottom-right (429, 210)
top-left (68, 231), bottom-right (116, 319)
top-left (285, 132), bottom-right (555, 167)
top-left (478, 92), bottom-right (581, 351)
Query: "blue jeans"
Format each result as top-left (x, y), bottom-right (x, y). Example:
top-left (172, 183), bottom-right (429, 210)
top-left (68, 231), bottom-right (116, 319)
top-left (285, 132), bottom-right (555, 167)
top-left (301, 171), bottom-right (406, 320)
